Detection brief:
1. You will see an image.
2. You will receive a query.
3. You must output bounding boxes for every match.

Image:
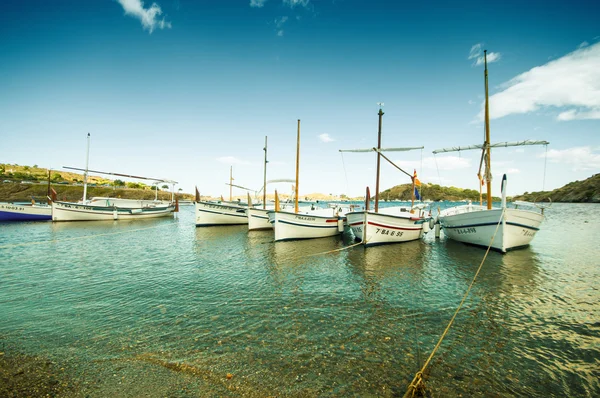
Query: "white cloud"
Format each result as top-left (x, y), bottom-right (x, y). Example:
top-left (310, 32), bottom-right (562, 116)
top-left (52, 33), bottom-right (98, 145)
top-left (284, 0), bottom-right (310, 7)
top-left (117, 0), bottom-right (171, 33)
top-left (468, 43), bottom-right (501, 67)
top-left (578, 41), bottom-right (589, 48)
top-left (468, 99), bottom-right (475, 105)
top-left (515, 148), bottom-right (525, 153)
top-left (275, 16), bottom-right (288, 27)
top-left (277, 30), bottom-right (284, 37)
top-left (217, 156), bottom-right (250, 165)
top-left (539, 146), bottom-right (600, 171)
top-left (318, 133), bottom-right (334, 143)
top-left (479, 42), bottom-right (600, 121)
top-left (250, 0), bottom-right (267, 7)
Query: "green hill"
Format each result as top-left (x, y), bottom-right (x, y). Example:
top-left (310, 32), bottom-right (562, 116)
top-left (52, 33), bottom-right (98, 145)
top-left (379, 183), bottom-right (501, 202)
top-left (0, 163), bottom-right (193, 202)
top-left (513, 173), bottom-right (600, 203)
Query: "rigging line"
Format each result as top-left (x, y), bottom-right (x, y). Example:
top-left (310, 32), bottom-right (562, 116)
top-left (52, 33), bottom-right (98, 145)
top-left (433, 154), bottom-right (442, 186)
top-left (402, 208), bottom-right (506, 398)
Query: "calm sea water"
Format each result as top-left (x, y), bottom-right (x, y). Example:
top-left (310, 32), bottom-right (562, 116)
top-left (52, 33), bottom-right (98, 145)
top-left (0, 203), bottom-right (598, 397)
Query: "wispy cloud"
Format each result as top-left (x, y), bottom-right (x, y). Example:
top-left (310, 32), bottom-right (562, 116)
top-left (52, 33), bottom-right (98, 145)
top-left (480, 42), bottom-right (600, 121)
top-left (250, 0), bottom-right (268, 8)
top-left (284, 0), bottom-right (310, 8)
top-left (539, 146), bottom-right (600, 171)
top-left (397, 156), bottom-right (471, 171)
top-left (469, 43), bottom-right (501, 66)
top-left (117, 0), bottom-right (171, 33)
top-left (274, 16), bottom-right (288, 36)
top-left (217, 156), bottom-right (250, 165)
top-left (318, 133), bottom-right (334, 143)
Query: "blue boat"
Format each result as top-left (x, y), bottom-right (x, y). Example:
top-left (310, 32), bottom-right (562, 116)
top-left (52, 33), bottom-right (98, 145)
top-left (0, 203), bottom-right (52, 221)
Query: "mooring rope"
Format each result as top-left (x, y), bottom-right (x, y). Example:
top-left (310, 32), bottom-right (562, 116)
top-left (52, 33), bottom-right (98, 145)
top-left (402, 208), bottom-right (505, 398)
top-left (0, 222), bottom-right (176, 250)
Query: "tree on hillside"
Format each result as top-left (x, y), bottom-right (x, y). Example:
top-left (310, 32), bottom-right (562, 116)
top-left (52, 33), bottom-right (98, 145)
top-left (113, 179), bottom-right (125, 187)
top-left (162, 184), bottom-right (169, 190)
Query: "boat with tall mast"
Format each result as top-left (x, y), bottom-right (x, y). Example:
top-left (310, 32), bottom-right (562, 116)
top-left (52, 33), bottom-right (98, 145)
top-left (247, 136), bottom-right (273, 231)
top-left (51, 134), bottom-right (177, 221)
top-left (433, 50), bottom-right (549, 252)
top-left (341, 106), bottom-right (430, 247)
top-left (195, 166), bottom-right (250, 226)
top-left (268, 120), bottom-right (344, 241)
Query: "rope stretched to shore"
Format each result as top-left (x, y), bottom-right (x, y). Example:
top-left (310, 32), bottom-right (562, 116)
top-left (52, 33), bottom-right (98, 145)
top-left (0, 222), bottom-right (176, 250)
top-left (402, 208), bottom-right (505, 398)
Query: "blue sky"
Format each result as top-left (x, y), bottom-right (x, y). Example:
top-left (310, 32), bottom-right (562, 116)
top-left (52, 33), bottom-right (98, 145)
top-left (1, 0), bottom-right (598, 198)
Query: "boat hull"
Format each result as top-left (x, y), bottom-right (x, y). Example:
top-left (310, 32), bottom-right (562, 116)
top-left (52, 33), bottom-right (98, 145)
top-left (247, 208), bottom-right (272, 231)
top-left (269, 210), bottom-right (342, 241)
top-left (0, 203), bottom-right (51, 222)
top-left (346, 210), bottom-right (425, 247)
top-left (52, 201), bottom-right (175, 222)
top-left (195, 201), bottom-right (248, 226)
top-left (439, 205), bottom-right (543, 252)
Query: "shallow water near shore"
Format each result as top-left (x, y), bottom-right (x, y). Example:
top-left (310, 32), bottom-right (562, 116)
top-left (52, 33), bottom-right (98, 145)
top-left (0, 203), bottom-right (598, 397)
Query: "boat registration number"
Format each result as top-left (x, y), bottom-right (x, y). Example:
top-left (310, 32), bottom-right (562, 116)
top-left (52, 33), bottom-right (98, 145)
top-left (0, 205), bottom-right (25, 211)
top-left (456, 227), bottom-right (476, 234)
top-left (375, 228), bottom-right (403, 237)
top-left (522, 229), bottom-right (535, 237)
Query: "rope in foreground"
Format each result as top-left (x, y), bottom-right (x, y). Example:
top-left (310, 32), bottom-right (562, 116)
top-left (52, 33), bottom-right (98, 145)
top-left (403, 209), bottom-right (505, 398)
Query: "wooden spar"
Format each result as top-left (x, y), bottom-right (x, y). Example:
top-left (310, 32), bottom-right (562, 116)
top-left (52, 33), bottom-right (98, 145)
top-left (47, 169), bottom-right (51, 197)
top-left (365, 186), bottom-right (370, 211)
top-left (229, 166), bottom-right (233, 202)
top-left (82, 133), bottom-right (90, 204)
top-left (247, 193), bottom-right (253, 207)
top-left (411, 171), bottom-right (416, 210)
top-left (374, 149), bottom-right (413, 178)
top-left (375, 108), bottom-right (384, 212)
top-left (484, 50), bottom-right (492, 210)
top-left (63, 167), bottom-right (177, 183)
top-left (294, 120), bottom-right (300, 214)
top-left (275, 190), bottom-right (280, 211)
top-left (263, 136), bottom-right (268, 210)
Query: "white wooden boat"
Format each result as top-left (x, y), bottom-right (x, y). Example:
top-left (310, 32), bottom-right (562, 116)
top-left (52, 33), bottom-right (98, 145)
top-left (0, 202), bottom-right (51, 222)
top-left (52, 134), bottom-right (178, 222)
top-left (346, 205), bottom-right (429, 247)
top-left (340, 107), bottom-right (430, 246)
top-left (433, 51), bottom-right (548, 253)
top-left (269, 207), bottom-right (344, 241)
top-left (195, 200), bottom-right (248, 226)
top-left (52, 200), bottom-right (175, 221)
top-left (269, 120), bottom-right (344, 241)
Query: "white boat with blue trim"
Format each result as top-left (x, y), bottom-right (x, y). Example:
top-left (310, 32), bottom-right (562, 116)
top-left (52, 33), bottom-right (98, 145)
top-left (0, 202), bottom-right (51, 222)
top-left (269, 120), bottom-right (344, 241)
top-left (433, 50), bottom-right (547, 252)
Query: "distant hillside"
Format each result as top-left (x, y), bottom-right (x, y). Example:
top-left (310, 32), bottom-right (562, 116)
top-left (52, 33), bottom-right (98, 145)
top-left (0, 163), bottom-right (194, 202)
top-left (513, 173), bottom-right (600, 203)
top-left (379, 183), bottom-right (501, 202)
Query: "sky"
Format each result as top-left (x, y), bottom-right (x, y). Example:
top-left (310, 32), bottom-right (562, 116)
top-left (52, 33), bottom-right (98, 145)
top-left (1, 0), bottom-right (599, 198)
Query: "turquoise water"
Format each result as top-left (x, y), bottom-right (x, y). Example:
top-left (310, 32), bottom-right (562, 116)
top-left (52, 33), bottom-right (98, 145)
top-left (0, 203), bottom-right (598, 396)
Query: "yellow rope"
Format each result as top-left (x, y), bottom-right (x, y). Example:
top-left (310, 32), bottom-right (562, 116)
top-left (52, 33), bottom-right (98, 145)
top-left (0, 222), bottom-right (175, 250)
top-left (402, 208), bottom-right (505, 398)
top-left (305, 241), bottom-right (363, 257)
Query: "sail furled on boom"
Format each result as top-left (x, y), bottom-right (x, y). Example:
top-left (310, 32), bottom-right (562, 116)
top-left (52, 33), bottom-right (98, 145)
top-left (432, 140), bottom-right (549, 154)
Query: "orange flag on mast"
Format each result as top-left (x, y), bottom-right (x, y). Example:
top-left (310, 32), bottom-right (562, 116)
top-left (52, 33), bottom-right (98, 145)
top-left (413, 170), bottom-right (421, 186)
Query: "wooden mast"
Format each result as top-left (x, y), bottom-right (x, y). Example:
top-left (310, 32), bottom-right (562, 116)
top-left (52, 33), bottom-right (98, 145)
top-left (294, 120), bottom-right (300, 214)
top-left (229, 166), bottom-right (233, 202)
top-left (374, 107), bottom-right (384, 212)
top-left (263, 136), bottom-right (268, 209)
top-left (484, 50), bottom-right (492, 210)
